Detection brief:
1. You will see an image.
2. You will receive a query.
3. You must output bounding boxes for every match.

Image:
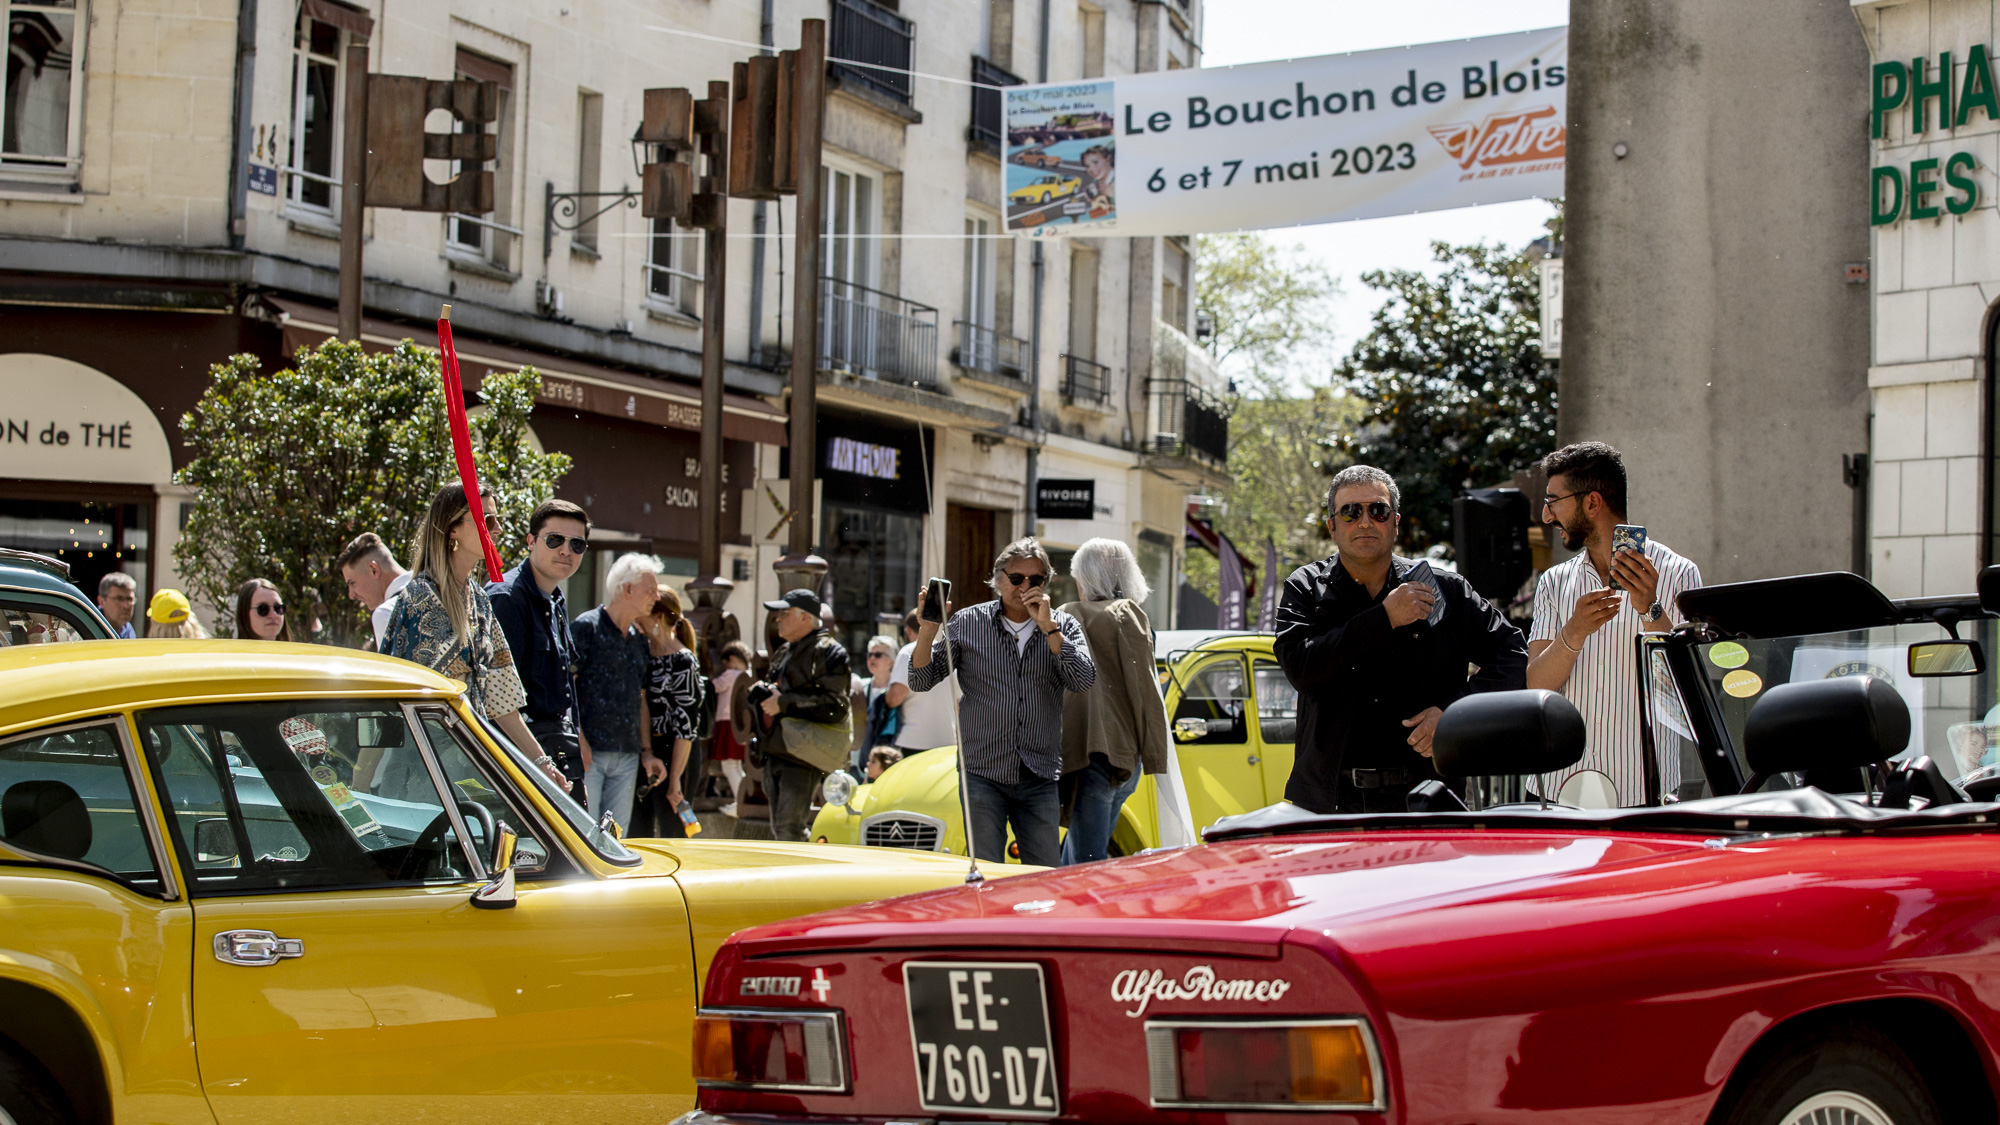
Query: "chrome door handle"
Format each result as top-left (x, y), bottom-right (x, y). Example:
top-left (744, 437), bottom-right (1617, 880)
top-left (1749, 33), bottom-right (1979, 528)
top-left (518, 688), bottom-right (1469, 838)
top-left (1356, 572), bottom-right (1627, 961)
top-left (213, 929), bottom-right (305, 966)
top-left (1247, 755), bottom-right (1262, 765)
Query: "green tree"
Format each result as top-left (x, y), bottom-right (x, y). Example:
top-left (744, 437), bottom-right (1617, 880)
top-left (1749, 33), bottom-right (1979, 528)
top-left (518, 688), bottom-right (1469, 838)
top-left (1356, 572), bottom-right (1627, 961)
top-left (1327, 220), bottom-right (1558, 555)
top-left (1185, 233), bottom-right (1351, 603)
top-left (176, 339), bottom-right (571, 645)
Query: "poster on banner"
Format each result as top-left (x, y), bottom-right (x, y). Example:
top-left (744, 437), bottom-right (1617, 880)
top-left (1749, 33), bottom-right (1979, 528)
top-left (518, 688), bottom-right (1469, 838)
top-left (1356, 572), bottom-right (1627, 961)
top-left (1002, 27), bottom-right (1566, 238)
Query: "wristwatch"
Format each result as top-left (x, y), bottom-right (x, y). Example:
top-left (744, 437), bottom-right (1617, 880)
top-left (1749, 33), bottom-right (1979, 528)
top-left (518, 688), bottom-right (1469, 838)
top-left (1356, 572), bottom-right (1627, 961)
top-left (1641, 601), bottom-right (1665, 623)
top-left (1042, 627), bottom-right (1061, 637)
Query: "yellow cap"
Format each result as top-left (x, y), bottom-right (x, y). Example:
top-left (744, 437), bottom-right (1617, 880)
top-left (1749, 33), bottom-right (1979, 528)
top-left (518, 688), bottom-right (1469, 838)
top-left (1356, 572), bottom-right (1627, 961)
top-left (148, 588), bottom-right (191, 624)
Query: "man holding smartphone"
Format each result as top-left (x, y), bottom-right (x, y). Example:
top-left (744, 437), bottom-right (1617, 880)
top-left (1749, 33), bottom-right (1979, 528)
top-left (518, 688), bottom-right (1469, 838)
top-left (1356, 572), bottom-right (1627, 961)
top-left (1527, 441), bottom-right (1703, 805)
top-left (1275, 466), bottom-right (1529, 814)
top-left (908, 538), bottom-right (1095, 866)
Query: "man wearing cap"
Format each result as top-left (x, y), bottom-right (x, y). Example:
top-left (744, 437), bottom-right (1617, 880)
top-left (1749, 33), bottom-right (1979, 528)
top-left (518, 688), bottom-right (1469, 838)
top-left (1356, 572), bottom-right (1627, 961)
top-left (750, 589), bottom-right (853, 841)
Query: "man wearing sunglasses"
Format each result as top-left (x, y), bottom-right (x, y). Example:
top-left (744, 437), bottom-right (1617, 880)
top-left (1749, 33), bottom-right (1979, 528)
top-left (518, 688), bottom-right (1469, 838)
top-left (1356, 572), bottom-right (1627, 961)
top-left (487, 499), bottom-right (594, 800)
top-left (909, 537), bottom-right (1096, 866)
top-left (1274, 465), bottom-right (1528, 814)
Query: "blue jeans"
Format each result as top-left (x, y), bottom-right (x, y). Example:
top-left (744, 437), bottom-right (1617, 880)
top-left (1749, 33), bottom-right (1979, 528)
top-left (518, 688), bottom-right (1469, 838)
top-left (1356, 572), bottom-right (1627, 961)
top-left (1062, 754), bottom-right (1141, 865)
top-left (585, 751), bottom-right (640, 832)
top-left (966, 773), bottom-right (1061, 867)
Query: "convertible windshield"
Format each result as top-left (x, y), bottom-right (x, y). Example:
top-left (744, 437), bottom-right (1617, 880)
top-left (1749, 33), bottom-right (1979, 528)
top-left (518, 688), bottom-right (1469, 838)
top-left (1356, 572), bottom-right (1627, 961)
top-left (1685, 618), bottom-right (2000, 789)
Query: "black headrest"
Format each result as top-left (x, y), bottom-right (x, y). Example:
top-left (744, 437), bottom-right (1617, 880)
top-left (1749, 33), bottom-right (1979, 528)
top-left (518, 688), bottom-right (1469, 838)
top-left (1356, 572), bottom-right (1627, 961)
top-left (3, 780), bottom-right (93, 860)
top-left (1745, 676), bottom-right (1909, 776)
top-left (1434, 690), bottom-right (1586, 777)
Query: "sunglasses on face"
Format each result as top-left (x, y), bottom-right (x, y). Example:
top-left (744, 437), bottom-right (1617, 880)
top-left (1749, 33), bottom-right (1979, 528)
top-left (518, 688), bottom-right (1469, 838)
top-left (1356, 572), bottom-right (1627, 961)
top-left (1004, 572), bottom-right (1049, 588)
top-left (254, 602), bottom-right (285, 618)
top-left (867, 651), bottom-right (890, 660)
top-left (1335, 501), bottom-right (1394, 524)
top-left (541, 532), bottom-right (589, 554)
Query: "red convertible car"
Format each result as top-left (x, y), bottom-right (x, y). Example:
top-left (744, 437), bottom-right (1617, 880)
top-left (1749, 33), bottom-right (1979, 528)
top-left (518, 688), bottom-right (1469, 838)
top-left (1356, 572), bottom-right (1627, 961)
top-left (673, 571), bottom-right (2000, 1125)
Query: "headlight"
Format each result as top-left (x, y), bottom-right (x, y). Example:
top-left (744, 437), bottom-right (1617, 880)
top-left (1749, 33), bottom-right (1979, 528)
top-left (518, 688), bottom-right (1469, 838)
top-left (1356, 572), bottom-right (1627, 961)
top-left (693, 1008), bottom-right (848, 1092)
top-left (1145, 1019), bottom-right (1384, 1112)
top-left (821, 771), bottom-right (855, 807)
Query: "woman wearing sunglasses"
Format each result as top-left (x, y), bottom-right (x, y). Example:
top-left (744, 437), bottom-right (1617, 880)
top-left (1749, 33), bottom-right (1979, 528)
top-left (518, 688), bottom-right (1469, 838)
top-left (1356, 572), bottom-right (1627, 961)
top-left (234, 578), bottom-right (291, 641)
top-left (378, 482), bottom-right (553, 795)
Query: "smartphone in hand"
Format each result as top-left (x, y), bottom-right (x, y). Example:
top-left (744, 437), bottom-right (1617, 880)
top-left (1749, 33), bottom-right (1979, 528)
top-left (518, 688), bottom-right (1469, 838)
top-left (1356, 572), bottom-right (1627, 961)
top-left (921, 577), bottom-right (952, 623)
top-left (1611, 525), bottom-right (1648, 590)
top-left (1402, 560), bottom-right (1448, 627)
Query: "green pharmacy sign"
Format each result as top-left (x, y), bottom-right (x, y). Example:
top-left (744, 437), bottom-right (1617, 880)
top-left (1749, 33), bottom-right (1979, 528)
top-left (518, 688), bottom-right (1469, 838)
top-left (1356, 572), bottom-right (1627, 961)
top-left (1870, 49), bottom-right (1991, 225)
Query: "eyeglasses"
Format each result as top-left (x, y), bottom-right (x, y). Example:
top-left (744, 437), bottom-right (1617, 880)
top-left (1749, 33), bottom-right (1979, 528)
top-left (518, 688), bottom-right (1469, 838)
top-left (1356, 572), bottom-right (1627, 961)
top-left (1004, 572), bottom-right (1049, 588)
top-left (254, 602), bottom-right (286, 618)
top-left (1542, 489), bottom-right (1590, 510)
top-left (866, 650), bottom-right (891, 660)
top-left (541, 532), bottom-right (590, 555)
top-left (1335, 501), bottom-right (1394, 524)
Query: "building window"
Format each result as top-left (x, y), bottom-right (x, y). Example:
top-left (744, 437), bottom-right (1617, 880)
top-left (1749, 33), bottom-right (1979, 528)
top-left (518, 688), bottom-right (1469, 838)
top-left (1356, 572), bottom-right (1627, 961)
top-left (285, 14), bottom-right (344, 214)
top-left (448, 48), bottom-right (516, 270)
top-left (1068, 244), bottom-right (1098, 362)
top-left (647, 216), bottom-right (700, 315)
top-left (3, 0), bottom-right (85, 184)
top-left (823, 164), bottom-right (877, 292)
top-left (573, 90), bottom-right (603, 252)
top-left (963, 214), bottom-right (994, 333)
top-left (1078, 2), bottom-right (1105, 79)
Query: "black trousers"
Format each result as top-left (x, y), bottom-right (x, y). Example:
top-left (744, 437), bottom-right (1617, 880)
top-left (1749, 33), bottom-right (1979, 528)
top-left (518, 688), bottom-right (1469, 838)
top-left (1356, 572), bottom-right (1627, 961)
top-left (525, 718), bottom-right (588, 805)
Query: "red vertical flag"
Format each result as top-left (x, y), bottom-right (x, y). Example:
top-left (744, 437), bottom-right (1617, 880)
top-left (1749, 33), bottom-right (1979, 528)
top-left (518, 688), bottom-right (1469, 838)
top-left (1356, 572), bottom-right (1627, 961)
top-left (437, 306), bottom-right (506, 582)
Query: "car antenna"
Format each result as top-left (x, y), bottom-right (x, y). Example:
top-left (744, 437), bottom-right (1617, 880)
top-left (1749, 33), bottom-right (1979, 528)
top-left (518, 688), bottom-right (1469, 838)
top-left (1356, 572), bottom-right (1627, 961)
top-left (914, 415), bottom-right (983, 885)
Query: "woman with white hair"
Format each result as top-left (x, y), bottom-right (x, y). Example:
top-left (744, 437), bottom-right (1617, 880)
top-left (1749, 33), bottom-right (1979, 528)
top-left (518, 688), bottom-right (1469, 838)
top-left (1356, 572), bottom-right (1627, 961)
top-left (1057, 537), bottom-right (1169, 863)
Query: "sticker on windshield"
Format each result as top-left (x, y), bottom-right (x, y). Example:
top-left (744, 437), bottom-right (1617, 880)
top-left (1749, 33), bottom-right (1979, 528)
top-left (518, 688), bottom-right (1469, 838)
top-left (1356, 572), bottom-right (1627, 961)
top-left (1826, 660), bottom-right (1894, 680)
top-left (1708, 642), bottom-right (1749, 669)
top-left (1722, 669), bottom-right (1763, 698)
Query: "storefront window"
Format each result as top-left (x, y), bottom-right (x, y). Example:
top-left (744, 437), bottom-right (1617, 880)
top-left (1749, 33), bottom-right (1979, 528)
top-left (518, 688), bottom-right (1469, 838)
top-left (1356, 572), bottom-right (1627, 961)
top-left (0, 497), bottom-right (148, 600)
top-left (823, 503), bottom-right (922, 656)
top-left (1136, 531), bottom-right (1174, 629)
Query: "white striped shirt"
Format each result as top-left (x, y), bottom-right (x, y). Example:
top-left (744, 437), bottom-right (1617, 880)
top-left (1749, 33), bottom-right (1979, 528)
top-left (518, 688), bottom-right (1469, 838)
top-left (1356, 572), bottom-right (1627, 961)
top-left (1528, 539), bottom-right (1702, 805)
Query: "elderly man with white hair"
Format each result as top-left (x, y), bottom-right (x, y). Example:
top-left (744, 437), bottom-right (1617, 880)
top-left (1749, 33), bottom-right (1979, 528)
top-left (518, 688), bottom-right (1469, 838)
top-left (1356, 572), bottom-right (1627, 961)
top-left (1057, 538), bottom-right (1170, 863)
top-left (570, 552), bottom-right (669, 830)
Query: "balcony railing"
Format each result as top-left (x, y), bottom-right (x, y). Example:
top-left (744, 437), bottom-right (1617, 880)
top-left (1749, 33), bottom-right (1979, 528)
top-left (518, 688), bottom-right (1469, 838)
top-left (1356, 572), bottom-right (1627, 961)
top-left (1063, 354), bottom-right (1112, 408)
top-left (821, 276), bottom-right (940, 390)
top-left (1147, 379), bottom-right (1229, 466)
top-left (830, 0), bottom-right (915, 105)
top-left (953, 320), bottom-right (1028, 382)
top-left (969, 56), bottom-right (1025, 149)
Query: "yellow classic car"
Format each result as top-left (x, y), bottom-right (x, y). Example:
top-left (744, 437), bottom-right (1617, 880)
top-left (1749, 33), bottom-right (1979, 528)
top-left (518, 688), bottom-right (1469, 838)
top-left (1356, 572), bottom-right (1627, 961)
top-left (0, 640), bottom-right (993, 1125)
top-left (812, 630), bottom-right (1296, 858)
top-left (1007, 174), bottom-right (1081, 205)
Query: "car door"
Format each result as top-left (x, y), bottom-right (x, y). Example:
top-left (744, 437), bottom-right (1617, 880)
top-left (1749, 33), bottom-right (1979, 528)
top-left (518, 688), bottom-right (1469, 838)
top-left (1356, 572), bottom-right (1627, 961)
top-left (1167, 653), bottom-right (1266, 832)
top-left (1250, 655), bottom-right (1299, 806)
top-left (138, 699), bottom-right (698, 1125)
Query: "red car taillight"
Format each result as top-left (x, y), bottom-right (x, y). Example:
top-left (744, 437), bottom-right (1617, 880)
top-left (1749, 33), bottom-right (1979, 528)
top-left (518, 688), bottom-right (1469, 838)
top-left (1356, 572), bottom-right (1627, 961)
top-left (693, 1008), bottom-right (849, 1093)
top-left (1145, 1019), bottom-right (1384, 1112)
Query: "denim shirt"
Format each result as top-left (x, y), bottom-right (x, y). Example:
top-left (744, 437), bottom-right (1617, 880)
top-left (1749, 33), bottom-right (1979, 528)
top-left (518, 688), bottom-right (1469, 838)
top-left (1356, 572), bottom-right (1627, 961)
top-left (571, 605), bottom-right (650, 756)
top-left (486, 563), bottom-right (578, 728)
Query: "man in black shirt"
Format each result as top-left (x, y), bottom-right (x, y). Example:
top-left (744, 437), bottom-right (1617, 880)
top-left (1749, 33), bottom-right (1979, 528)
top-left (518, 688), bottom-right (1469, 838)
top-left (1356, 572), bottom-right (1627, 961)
top-left (1274, 466), bottom-right (1528, 813)
top-left (487, 499), bottom-right (592, 800)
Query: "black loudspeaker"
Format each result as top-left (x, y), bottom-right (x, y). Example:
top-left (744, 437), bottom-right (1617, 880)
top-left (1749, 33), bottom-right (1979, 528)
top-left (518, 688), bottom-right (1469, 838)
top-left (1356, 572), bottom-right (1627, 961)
top-left (1453, 487), bottom-right (1532, 602)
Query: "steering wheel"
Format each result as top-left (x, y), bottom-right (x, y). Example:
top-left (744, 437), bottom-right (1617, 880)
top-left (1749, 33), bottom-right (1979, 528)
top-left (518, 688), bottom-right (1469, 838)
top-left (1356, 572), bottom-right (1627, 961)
top-left (398, 800), bottom-right (496, 880)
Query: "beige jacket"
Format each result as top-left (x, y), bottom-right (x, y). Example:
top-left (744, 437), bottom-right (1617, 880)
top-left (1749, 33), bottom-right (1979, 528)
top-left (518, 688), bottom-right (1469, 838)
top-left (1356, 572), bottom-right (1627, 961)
top-left (1059, 598), bottom-right (1169, 783)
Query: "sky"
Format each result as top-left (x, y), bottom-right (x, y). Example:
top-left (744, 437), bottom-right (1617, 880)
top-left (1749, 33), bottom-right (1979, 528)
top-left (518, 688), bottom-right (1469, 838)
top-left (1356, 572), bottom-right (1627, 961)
top-left (1200, 0), bottom-right (1569, 376)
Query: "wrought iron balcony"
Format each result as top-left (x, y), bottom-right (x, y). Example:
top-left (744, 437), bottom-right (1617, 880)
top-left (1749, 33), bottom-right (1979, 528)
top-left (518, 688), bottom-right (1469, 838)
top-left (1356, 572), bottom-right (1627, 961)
top-left (830, 0), bottom-right (915, 105)
top-left (1063, 354), bottom-right (1112, 408)
top-left (821, 277), bottom-right (940, 390)
top-left (953, 321), bottom-right (1028, 383)
top-left (1147, 379), bottom-right (1229, 466)
top-left (969, 56), bottom-right (1025, 149)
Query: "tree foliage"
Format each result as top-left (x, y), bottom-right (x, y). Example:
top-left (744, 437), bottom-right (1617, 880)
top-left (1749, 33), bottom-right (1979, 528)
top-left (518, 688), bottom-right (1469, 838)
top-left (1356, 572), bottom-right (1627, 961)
top-left (1327, 219), bottom-right (1558, 555)
top-left (176, 340), bottom-right (571, 645)
top-left (1185, 234), bottom-right (1351, 601)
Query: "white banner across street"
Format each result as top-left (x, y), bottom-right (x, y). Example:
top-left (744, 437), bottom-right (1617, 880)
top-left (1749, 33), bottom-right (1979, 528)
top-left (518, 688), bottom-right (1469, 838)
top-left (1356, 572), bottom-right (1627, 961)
top-left (1001, 27), bottom-right (1568, 238)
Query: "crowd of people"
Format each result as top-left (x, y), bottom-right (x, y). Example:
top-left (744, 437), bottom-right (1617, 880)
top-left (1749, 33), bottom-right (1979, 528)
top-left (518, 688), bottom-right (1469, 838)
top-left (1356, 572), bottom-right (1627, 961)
top-left (84, 437), bottom-right (1684, 850)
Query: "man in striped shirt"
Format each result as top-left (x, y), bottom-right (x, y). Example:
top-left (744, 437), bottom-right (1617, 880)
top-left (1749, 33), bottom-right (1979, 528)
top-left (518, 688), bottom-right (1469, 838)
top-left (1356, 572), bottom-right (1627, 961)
top-left (1527, 442), bottom-right (1702, 805)
top-left (909, 538), bottom-right (1095, 866)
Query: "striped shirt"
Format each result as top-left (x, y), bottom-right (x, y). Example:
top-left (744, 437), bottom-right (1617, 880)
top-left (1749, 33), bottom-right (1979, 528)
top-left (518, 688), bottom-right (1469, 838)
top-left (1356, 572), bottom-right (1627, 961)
top-left (1528, 539), bottom-right (1702, 805)
top-left (907, 599), bottom-right (1096, 784)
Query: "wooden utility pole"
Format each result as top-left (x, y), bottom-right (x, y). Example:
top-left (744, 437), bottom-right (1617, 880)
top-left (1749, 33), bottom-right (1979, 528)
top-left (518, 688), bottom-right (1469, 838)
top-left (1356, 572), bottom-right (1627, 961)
top-left (337, 41), bottom-right (369, 340)
top-left (696, 79), bottom-right (731, 584)
top-left (781, 19), bottom-right (827, 570)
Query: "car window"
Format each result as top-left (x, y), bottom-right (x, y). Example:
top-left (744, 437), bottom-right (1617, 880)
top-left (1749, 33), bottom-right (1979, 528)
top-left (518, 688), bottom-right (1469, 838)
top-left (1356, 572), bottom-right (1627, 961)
top-left (414, 710), bottom-right (569, 877)
top-left (0, 722), bottom-right (162, 893)
top-left (1252, 659), bottom-right (1297, 744)
top-left (0, 600), bottom-right (96, 645)
top-left (140, 702), bottom-right (496, 896)
top-left (1172, 657), bottom-right (1250, 745)
top-left (470, 710), bottom-right (640, 865)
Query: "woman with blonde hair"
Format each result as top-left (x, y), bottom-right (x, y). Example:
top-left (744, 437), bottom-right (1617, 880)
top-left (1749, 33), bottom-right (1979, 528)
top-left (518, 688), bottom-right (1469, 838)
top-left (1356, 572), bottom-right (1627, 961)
top-left (379, 482), bottom-right (554, 794)
top-left (147, 589), bottom-right (210, 639)
top-left (635, 583), bottom-right (702, 836)
top-left (1057, 537), bottom-right (1169, 863)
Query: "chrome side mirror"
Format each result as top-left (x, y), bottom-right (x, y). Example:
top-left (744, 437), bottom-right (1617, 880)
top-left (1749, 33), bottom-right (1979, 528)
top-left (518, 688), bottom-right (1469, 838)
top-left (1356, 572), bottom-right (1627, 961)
top-left (1174, 717), bottom-right (1208, 742)
top-left (599, 810), bottom-right (623, 840)
top-left (1910, 639), bottom-right (1984, 677)
top-left (471, 824), bottom-right (518, 910)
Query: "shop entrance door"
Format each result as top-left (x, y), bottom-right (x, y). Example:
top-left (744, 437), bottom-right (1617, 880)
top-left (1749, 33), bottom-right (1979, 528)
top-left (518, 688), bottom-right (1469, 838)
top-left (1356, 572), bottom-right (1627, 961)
top-left (947, 503), bottom-right (999, 606)
top-left (0, 481), bottom-right (153, 600)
